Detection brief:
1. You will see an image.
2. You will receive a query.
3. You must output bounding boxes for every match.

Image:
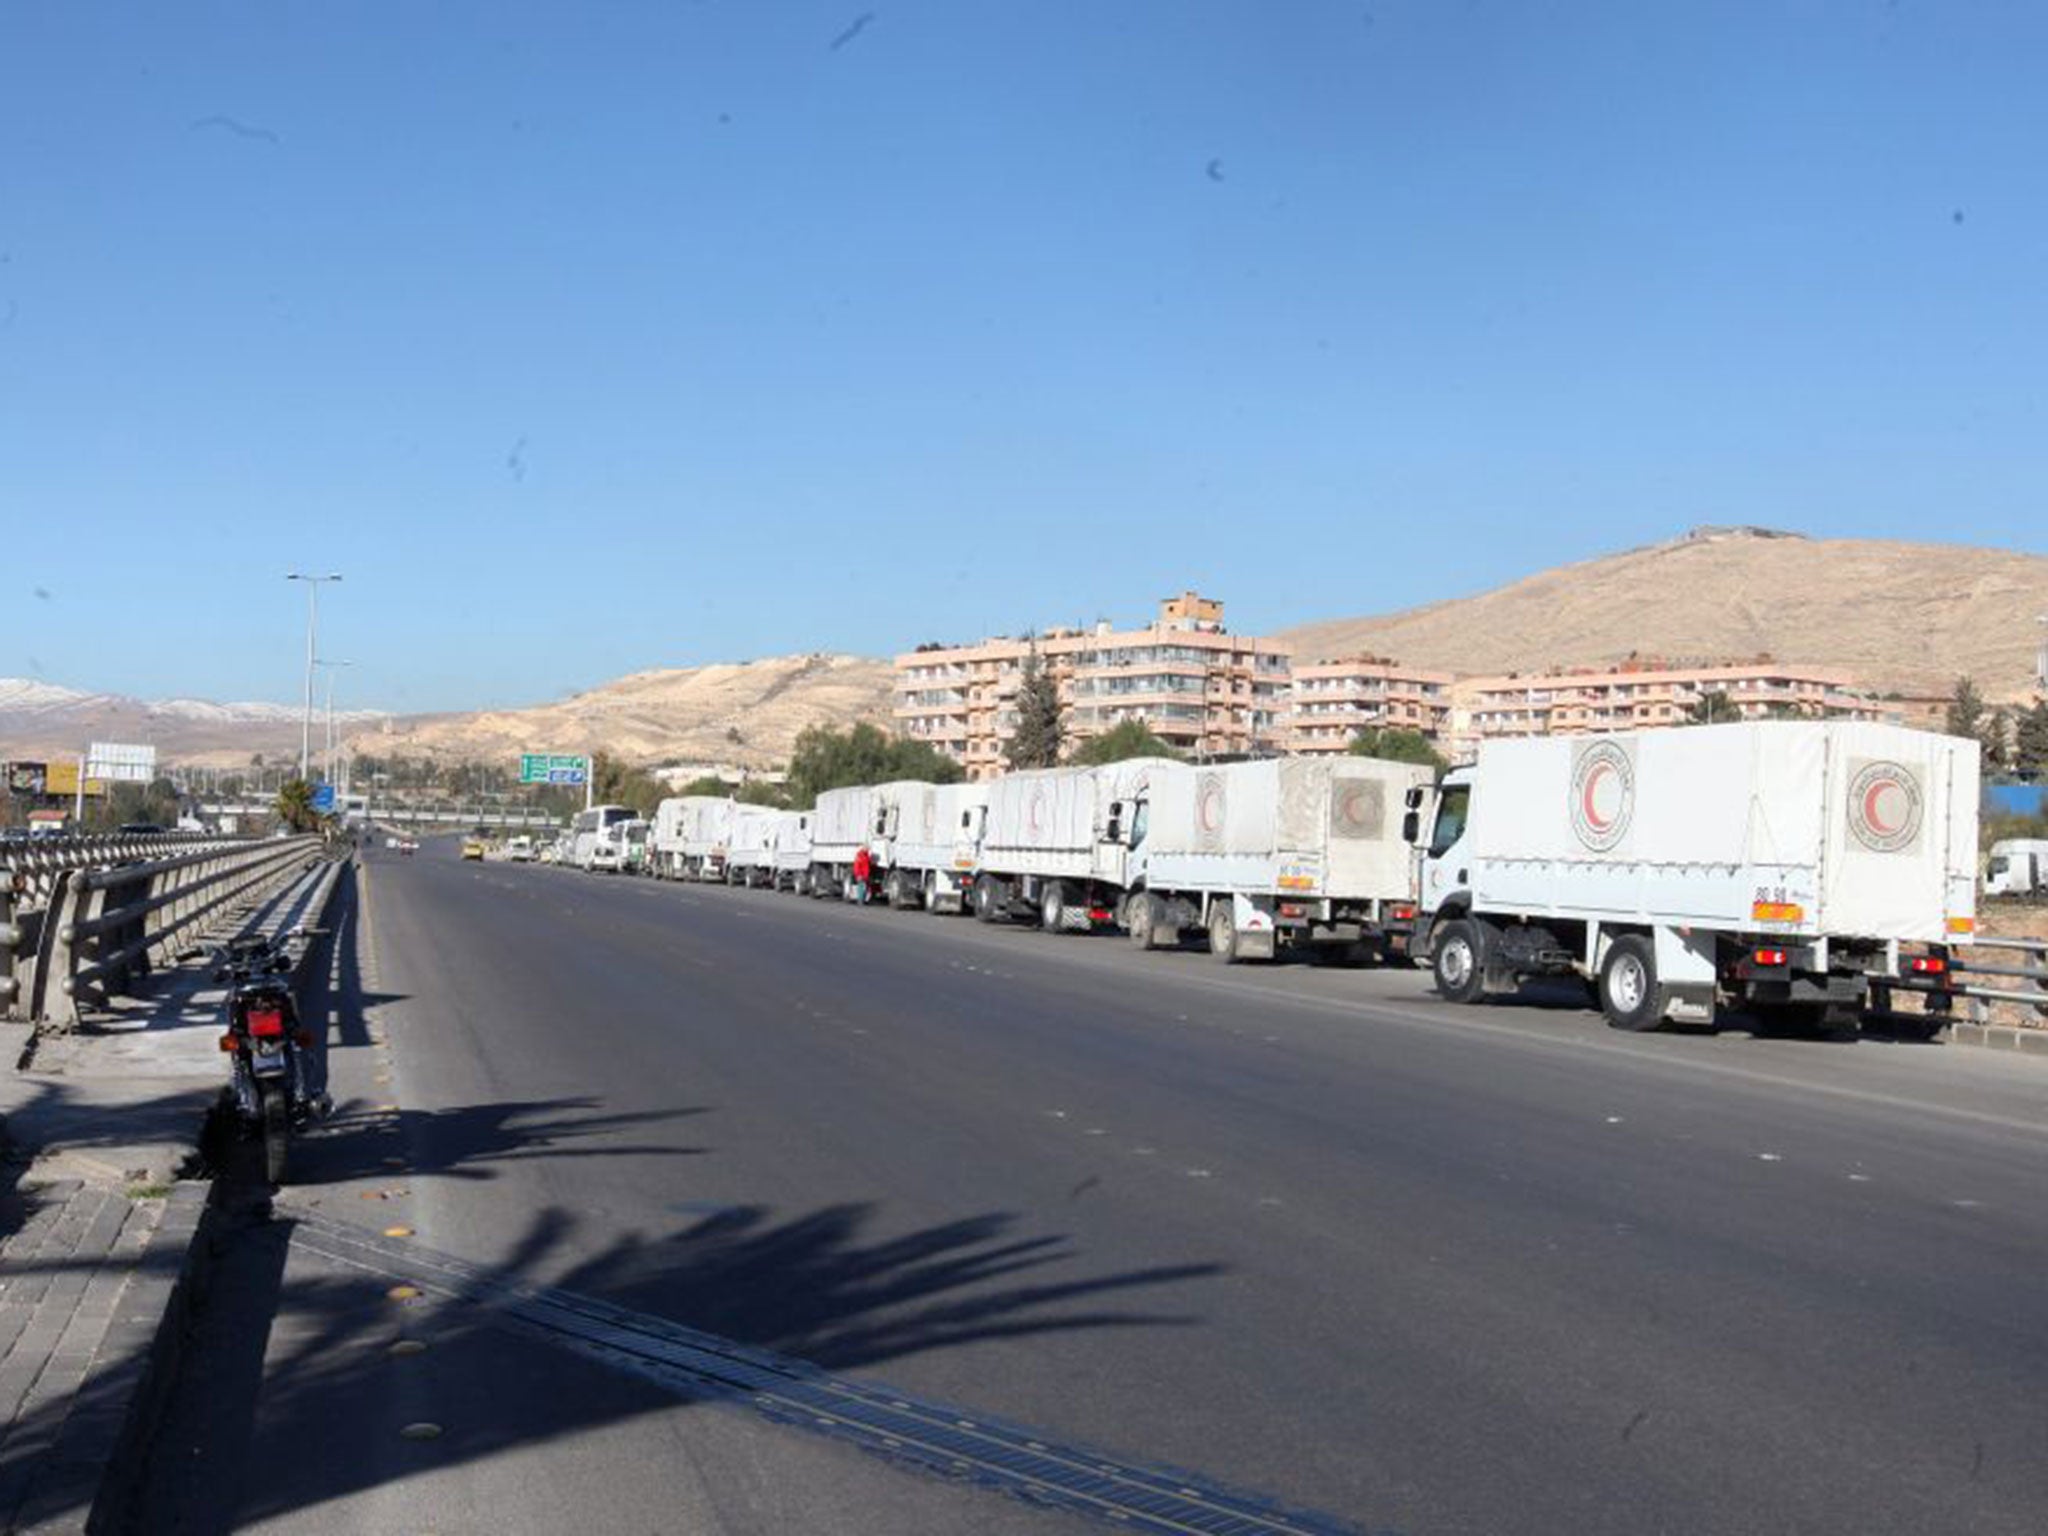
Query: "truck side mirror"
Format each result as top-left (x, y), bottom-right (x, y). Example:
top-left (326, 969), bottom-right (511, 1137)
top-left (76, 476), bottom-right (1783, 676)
top-left (1404, 786), bottom-right (1425, 810)
top-left (1105, 801), bottom-right (1123, 843)
top-left (1401, 810), bottom-right (1421, 844)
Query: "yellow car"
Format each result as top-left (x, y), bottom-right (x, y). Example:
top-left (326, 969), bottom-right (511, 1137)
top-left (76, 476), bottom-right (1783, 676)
top-left (461, 838), bottom-right (487, 861)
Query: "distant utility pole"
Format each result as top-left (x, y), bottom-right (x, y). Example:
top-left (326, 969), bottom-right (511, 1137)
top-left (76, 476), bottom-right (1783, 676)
top-left (287, 572), bottom-right (343, 781)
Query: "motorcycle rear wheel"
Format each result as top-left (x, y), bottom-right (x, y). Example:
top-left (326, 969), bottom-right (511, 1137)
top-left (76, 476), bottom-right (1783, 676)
top-left (260, 1083), bottom-right (290, 1184)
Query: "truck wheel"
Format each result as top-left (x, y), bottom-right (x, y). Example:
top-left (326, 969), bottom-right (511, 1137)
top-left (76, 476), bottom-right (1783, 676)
top-left (1040, 881), bottom-right (1070, 933)
top-left (1127, 892), bottom-right (1159, 950)
top-left (1207, 903), bottom-right (1240, 963)
top-left (1432, 919), bottom-right (1485, 1004)
top-left (1599, 935), bottom-right (1664, 1032)
top-left (883, 870), bottom-right (905, 908)
top-left (973, 874), bottom-right (1003, 923)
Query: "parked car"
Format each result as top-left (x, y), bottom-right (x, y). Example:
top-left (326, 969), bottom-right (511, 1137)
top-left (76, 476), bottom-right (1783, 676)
top-left (462, 837), bottom-right (487, 861)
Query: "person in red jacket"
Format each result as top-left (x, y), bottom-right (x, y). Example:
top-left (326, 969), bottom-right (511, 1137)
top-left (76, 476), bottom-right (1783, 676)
top-left (851, 845), bottom-right (873, 903)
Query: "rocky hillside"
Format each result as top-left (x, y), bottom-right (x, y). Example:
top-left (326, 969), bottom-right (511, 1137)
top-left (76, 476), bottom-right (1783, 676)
top-left (350, 654), bottom-right (894, 769)
top-left (1280, 528), bottom-right (2048, 698)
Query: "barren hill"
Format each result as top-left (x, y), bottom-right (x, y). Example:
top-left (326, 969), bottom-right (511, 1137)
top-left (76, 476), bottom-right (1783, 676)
top-left (350, 653), bottom-right (895, 768)
top-left (1280, 529), bottom-right (2048, 699)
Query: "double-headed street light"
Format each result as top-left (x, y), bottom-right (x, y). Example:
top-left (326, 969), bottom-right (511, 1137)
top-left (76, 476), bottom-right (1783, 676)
top-left (286, 573), bottom-right (342, 780)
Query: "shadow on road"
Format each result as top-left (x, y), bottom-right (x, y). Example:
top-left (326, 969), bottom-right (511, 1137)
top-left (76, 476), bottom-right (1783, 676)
top-left (137, 1192), bottom-right (1224, 1532)
top-left (287, 1094), bottom-right (712, 1186)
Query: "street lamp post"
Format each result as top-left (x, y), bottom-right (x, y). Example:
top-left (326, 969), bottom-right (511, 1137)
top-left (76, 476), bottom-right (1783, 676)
top-left (315, 658), bottom-right (354, 787)
top-left (286, 573), bottom-right (343, 781)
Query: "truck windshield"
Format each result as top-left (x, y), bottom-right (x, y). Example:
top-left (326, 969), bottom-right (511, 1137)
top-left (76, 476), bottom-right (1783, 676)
top-left (1988, 856), bottom-right (2008, 877)
top-left (1429, 785), bottom-right (1470, 858)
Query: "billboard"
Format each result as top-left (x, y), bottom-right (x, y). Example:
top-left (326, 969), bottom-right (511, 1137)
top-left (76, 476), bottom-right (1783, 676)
top-left (44, 763), bottom-right (109, 799)
top-left (86, 742), bottom-right (157, 784)
top-left (4, 761), bottom-right (48, 796)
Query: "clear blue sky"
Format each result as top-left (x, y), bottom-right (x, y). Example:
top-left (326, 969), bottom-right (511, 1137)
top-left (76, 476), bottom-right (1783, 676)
top-left (3, 2), bottom-right (2043, 713)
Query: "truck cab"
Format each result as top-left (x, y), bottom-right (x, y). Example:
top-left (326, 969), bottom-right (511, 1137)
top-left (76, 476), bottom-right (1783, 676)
top-left (1407, 771), bottom-right (1468, 945)
top-left (1986, 839), bottom-right (2048, 897)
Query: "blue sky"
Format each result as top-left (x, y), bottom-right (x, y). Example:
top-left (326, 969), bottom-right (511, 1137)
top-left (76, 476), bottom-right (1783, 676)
top-left (2, 1), bottom-right (2043, 713)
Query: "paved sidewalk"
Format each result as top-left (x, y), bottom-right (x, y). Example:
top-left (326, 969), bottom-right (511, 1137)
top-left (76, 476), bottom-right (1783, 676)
top-left (0, 855), bottom-right (346, 1533)
top-left (0, 1175), bottom-right (204, 1534)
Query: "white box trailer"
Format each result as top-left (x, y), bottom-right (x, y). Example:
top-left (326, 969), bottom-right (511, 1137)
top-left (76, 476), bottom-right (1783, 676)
top-left (1129, 756), bottom-right (1435, 963)
top-left (808, 784), bottom-right (876, 897)
top-left (724, 805), bottom-right (782, 886)
top-left (651, 796), bottom-right (732, 880)
top-left (679, 796), bottom-right (740, 880)
top-left (1414, 721), bottom-right (1979, 1033)
top-left (877, 781), bottom-right (990, 912)
top-left (770, 809), bottom-right (814, 892)
top-left (974, 758), bottom-right (1191, 930)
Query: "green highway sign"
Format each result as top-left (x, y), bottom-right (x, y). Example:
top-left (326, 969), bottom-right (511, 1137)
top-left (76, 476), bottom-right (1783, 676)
top-left (520, 753), bottom-right (589, 787)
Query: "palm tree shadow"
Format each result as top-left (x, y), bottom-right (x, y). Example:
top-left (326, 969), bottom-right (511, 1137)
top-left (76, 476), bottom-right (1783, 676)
top-left (134, 1197), bottom-right (1227, 1532)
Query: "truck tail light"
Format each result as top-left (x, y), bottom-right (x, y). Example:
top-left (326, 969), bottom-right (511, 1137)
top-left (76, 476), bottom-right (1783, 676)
top-left (1391, 904), bottom-right (1416, 921)
top-left (1087, 907), bottom-right (1113, 924)
top-left (1909, 955), bottom-right (1947, 976)
top-left (1754, 948), bottom-right (1788, 967)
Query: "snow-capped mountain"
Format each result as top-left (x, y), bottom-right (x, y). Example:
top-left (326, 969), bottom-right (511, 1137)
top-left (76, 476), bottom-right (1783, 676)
top-left (0, 679), bottom-right (390, 765)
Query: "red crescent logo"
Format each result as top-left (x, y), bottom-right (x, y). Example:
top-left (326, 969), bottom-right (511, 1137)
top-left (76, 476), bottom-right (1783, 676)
top-left (1581, 764), bottom-right (1613, 830)
top-left (1863, 779), bottom-right (1899, 836)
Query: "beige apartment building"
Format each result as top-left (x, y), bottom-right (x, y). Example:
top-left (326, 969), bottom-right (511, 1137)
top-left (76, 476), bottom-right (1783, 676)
top-left (894, 593), bottom-right (1292, 779)
top-left (1285, 656), bottom-right (1456, 754)
top-left (1446, 660), bottom-right (1881, 760)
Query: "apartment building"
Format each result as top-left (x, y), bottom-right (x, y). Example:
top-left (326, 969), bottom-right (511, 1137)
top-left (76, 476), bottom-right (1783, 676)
top-left (1447, 660), bottom-right (1879, 760)
top-left (1284, 655), bottom-right (1455, 754)
top-left (894, 594), bottom-right (1292, 779)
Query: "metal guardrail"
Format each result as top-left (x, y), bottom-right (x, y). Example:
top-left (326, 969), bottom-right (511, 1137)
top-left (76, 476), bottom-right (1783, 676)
top-left (2, 835), bottom-right (326, 1025)
top-left (1873, 936), bottom-right (2048, 1031)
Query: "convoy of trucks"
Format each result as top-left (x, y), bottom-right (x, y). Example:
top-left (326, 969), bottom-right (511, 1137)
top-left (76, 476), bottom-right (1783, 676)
top-left (542, 718), bottom-right (2001, 1037)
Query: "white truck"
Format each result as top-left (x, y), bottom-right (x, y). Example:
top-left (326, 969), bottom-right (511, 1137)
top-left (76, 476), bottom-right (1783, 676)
top-left (1985, 839), bottom-right (2048, 897)
top-left (724, 805), bottom-right (783, 886)
top-left (973, 758), bottom-right (1190, 930)
top-left (1126, 755), bottom-right (1435, 963)
top-left (1413, 721), bottom-right (1979, 1033)
top-left (808, 784), bottom-right (876, 898)
top-left (874, 781), bottom-right (990, 912)
top-left (770, 809), bottom-right (814, 893)
top-left (650, 795), bottom-right (733, 880)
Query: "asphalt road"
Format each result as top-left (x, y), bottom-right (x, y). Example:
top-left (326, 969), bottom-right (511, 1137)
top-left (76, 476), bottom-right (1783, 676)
top-left (141, 844), bottom-right (2048, 1534)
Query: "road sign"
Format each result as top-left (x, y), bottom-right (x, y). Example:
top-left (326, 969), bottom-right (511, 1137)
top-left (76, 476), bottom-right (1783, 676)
top-left (86, 742), bottom-right (156, 784)
top-left (519, 753), bottom-right (588, 787)
top-left (311, 784), bottom-right (337, 814)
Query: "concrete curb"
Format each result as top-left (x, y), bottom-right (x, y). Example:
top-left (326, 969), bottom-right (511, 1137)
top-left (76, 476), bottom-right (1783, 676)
top-left (1944, 1019), bottom-right (2048, 1054)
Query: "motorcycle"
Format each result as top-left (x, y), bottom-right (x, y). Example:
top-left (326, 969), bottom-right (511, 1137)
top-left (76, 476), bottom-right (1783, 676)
top-left (213, 931), bottom-right (326, 1182)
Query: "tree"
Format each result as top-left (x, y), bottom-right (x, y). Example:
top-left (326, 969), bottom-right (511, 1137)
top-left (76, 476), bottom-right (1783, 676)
top-left (672, 775), bottom-right (732, 798)
top-left (591, 752), bottom-right (666, 818)
top-left (1348, 726), bottom-right (1449, 774)
top-left (276, 778), bottom-right (318, 832)
top-left (1005, 640), bottom-right (1064, 770)
top-left (784, 723), bottom-right (963, 809)
top-left (1687, 690), bottom-right (1736, 725)
top-left (2015, 699), bottom-right (2048, 782)
top-left (1069, 719), bottom-right (1180, 766)
top-left (1946, 675), bottom-right (1986, 741)
top-left (1982, 708), bottom-right (2014, 777)
top-left (735, 779), bottom-right (791, 808)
